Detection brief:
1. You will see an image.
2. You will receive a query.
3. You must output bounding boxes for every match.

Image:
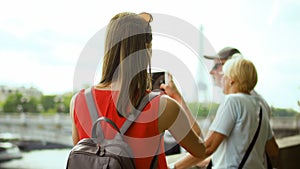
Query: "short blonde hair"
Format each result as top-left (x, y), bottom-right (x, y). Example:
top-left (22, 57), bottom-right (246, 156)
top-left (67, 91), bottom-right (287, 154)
top-left (223, 58), bottom-right (258, 93)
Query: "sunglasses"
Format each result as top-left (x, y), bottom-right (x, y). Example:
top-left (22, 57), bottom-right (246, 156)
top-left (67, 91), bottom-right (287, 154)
top-left (139, 12), bottom-right (153, 23)
top-left (138, 12), bottom-right (153, 43)
top-left (212, 63), bottom-right (224, 70)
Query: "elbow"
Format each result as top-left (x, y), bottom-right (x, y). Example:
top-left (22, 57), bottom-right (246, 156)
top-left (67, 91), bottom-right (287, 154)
top-left (268, 146), bottom-right (279, 158)
top-left (188, 144), bottom-right (207, 160)
top-left (191, 152), bottom-right (207, 160)
top-left (204, 141), bottom-right (215, 156)
top-left (266, 137), bottom-right (279, 158)
top-left (205, 147), bottom-right (214, 156)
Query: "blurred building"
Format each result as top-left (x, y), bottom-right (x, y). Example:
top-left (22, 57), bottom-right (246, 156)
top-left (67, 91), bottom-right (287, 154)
top-left (0, 85), bottom-right (42, 102)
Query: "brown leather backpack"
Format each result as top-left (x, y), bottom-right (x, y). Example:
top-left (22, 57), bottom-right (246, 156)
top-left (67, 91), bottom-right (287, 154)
top-left (66, 88), bottom-right (161, 169)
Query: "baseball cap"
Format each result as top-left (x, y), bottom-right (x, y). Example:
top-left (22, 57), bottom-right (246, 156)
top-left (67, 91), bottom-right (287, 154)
top-left (204, 47), bottom-right (241, 60)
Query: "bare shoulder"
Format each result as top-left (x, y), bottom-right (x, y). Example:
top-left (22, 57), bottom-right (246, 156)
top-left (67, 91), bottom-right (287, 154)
top-left (158, 94), bottom-right (181, 132)
top-left (159, 95), bottom-right (180, 114)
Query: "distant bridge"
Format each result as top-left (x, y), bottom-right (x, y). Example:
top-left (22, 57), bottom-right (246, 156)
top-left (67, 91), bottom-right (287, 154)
top-left (0, 113), bottom-right (73, 146)
top-left (0, 113), bottom-right (299, 146)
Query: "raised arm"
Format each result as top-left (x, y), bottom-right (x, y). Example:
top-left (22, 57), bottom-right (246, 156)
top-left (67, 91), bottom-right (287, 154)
top-left (160, 75), bottom-right (225, 168)
top-left (160, 75), bottom-right (203, 138)
top-left (157, 95), bottom-right (207, 160)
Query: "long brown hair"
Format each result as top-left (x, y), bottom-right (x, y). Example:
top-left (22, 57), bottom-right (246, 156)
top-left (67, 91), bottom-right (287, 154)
top-left (99, 12), bottom-right (153, 116)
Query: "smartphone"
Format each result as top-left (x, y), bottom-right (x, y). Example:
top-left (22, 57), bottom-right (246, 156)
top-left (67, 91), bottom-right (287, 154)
top-left (151, 71), bottom-right (168, 91)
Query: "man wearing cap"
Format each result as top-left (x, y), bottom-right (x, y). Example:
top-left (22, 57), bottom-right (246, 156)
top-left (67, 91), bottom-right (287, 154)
top-left (204, 47), bottom-right (241, 87)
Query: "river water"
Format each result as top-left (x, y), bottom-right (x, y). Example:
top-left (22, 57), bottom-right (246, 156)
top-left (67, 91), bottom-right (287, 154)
top-left (0, 149), bottom-right (71, 169)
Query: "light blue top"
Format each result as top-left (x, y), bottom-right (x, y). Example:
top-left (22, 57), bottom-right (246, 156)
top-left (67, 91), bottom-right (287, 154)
top-left (209, 93), bottom-right (273, 169)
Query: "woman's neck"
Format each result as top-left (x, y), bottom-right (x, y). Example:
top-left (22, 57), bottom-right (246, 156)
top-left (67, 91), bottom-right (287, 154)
top-left (95, 82), bottom-right (121, 90)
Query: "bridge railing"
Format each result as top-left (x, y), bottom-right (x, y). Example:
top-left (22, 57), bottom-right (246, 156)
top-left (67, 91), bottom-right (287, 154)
top-left (0, 113), bottom-right (300, 145)
top-left (0, 113), bottom-right (72, 146)
top-left (271, 116), bottom-right (300, 129)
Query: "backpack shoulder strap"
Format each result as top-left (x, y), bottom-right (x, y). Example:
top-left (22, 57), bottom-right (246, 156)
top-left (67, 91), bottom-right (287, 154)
top-left (85, 88), bottom-right (160, 139)
top-left (120, 92), bottom-right (160, 134)
top-left (84, 87), bottom-right (106, 140)
top-left (84, 87), bottom-right (99, 122)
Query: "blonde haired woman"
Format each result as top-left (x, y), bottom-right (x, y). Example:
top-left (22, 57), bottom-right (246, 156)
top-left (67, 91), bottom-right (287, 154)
top-left (166, 58), bottom-right (278, 169)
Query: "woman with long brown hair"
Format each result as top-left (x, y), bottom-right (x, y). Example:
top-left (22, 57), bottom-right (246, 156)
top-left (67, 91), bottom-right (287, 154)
top-left (70, 12), bottom-right (207, 168)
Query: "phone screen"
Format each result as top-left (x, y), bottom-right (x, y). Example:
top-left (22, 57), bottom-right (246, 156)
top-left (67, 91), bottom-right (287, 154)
top-left (151, 72), bottom-right (165, 90)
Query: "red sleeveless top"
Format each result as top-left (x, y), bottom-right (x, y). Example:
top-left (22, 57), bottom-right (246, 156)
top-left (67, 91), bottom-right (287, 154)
top-left (74, 88), bottom-right (167, 169)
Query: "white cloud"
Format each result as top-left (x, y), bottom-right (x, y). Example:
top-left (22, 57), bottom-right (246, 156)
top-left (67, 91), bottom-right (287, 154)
top-left (0, 50), bottom-right (74, 94)
top-left (267, 0), bottom-right (280, 25)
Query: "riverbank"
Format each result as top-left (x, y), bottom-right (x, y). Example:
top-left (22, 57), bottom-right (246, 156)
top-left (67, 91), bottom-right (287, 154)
top-left (16, 140), bottom-right (71, 151)
top-left (0, 149), bottom-right (70, 169)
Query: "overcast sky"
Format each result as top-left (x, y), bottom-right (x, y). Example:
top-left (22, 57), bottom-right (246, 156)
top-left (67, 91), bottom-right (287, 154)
top-left (0, 0), bottom-right (299, 111)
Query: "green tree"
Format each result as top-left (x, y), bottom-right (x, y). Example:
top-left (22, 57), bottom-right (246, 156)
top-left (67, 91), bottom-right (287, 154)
top-left (1, 86), bottom-right (75, 114)
top-left (41, 93), bottom-right (72, 114)
top-left (41, 95), bottom-right (56, 113)
top-left (3, 93), bottom-right (22, 112)
top-left (62, 92), bottom-right (73, 114)
top-left (3, 92), bottom-right (40, 113)
top-left (0, 101), bottom-right (5, 112)
top-left (22, 96), bottom-right (39, 113)
top-left (188, 102), bottom-right (219, 117)
top-left (271, 107), bottom-right (298, 117)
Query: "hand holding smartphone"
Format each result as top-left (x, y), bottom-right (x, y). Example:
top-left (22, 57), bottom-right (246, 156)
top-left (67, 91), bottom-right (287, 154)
top-left (151, 71), bottom-right (168, 91)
